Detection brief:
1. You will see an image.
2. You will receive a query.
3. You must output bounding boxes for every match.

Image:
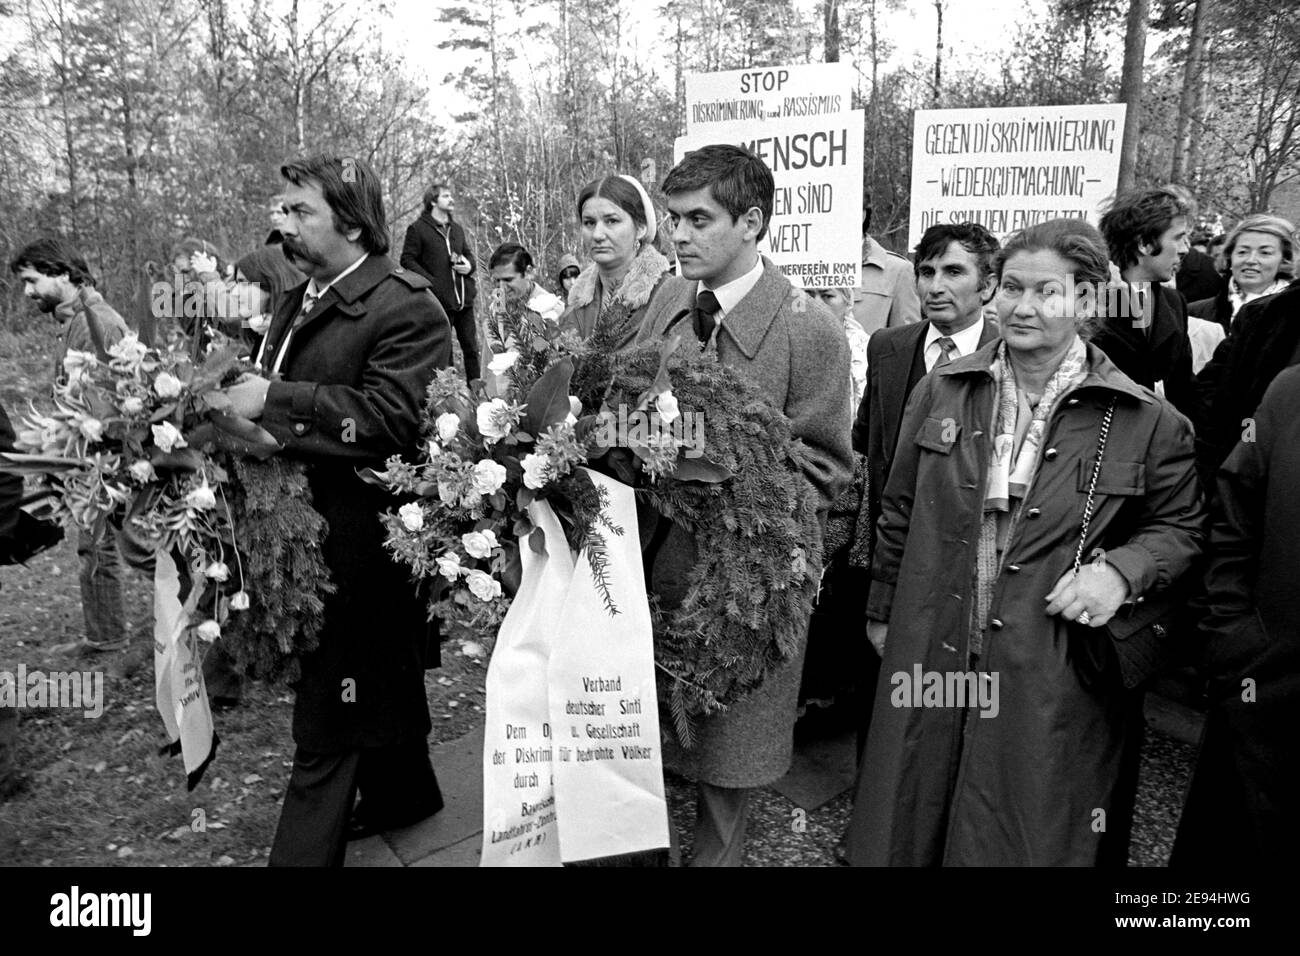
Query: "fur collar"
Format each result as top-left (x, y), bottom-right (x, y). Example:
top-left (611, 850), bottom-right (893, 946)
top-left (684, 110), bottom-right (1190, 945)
top-left (568, 245), bottom-right (669, 311)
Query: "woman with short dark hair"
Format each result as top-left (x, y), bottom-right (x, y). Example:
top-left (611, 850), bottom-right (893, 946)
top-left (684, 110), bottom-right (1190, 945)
top-left (847, 218), bottom-right (1205, 866)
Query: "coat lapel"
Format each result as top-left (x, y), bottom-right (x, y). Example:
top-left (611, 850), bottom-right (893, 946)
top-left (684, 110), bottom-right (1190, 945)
top-left (719, 258), bottom-right (787, 360)
top-left (879, 321), bottom-right (930, 454)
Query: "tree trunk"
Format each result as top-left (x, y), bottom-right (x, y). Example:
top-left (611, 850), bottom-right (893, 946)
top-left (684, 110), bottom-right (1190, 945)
top-left (933, 0), bottom-right (944, 107)
top-left (1117, 0), bottom-right (1149, 192)
top-left (1171, 0), bottom-right (1208, 184)
top-left (290, 0), bottom-right (305, 152)
top-left (824, 0), bottom-right (840, 62)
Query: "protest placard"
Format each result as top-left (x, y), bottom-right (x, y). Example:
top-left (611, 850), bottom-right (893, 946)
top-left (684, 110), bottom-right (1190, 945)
top-left (675, 110), bottom-right (865, 289)
top-left (909, 103), bottom-right (1126, 248)
top-left (685, 63), bottom-right (855, 131)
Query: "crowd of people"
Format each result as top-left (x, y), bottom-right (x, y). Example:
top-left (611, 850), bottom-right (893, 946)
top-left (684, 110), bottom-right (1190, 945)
top-left (2, 143), bottom-right (1297, 868)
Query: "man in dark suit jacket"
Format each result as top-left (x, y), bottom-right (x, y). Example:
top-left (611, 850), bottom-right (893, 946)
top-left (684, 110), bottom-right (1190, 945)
top-left (226, 156), bottom-right (451, 867)
top-left (1093, 188), bottom-right (1200, 424)
top-left (849, 223), bottom-right (1000, 761)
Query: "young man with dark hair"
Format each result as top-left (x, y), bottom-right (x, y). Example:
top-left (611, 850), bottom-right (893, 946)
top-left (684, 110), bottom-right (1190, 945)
top-left (400, 182), bottom-right (479, 380)
top-left (637, 143), bottom-right (854, 866)
top-left (224, 155), bottom-right (451, 866)
top-left (487, 242), bottom-right (563, 322)
top-left (10, 238), bottom-right (133, 663)
top-left (1094, 188), bottom-right (1200, 423)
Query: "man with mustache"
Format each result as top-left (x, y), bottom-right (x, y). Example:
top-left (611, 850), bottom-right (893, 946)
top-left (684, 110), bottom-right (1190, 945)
top-left (224, 155), bottom-right (451, 866)
top-left (847, 223), bottom-right (1000, 796)
top-left (9, 239), bottom-right (132, 664)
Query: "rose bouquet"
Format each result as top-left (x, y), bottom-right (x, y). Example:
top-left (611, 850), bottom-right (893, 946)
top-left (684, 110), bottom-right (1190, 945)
top-left (377, 291), bottom-right (825, 744)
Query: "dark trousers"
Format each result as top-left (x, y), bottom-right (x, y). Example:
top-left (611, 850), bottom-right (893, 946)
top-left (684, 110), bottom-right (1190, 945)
top-left (269, 737), bottom-right (442, 867)
top-left (447, 305), bottom-right (480, 382)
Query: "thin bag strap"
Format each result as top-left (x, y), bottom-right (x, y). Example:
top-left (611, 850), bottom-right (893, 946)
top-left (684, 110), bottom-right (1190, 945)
top-left (1073, 398), bottom-right (1118, 574)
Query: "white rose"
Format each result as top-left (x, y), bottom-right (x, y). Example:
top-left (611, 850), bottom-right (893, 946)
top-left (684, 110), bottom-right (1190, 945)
top-left (153, 371), bottom-right (183, 399)
top-left (435, 551), bottom-right (463, 580)
top-left (487, 349), bottom-right (520, 375)
top-left (435, 412), bottom-right (461, 443)
top-left (437, 481), bottom-right (458, 504)
top-left (151, 421), bottom-right (187, 453)
top-left (461, 529), bottom-right (499, 559)
top-left (185, 481), bottom-right (216, 510)
top-left (655, 390), bottom-right (680, 424)
top-left (521, 452), bottom-right (553, 490)
top-left (63, 349), bottom-right (97, 377)
top-left (465, 569), bottom-right (502, 602)
top-left (129, 460), bottom-right (156, 483)
top-left (205, 561), bottom-right (230, 583)
top-left (78, 416), bottom-right (104, 442)
top-left (229, 591), bottom-right (250, 611)
top-left (476, 399), bottom-right (510, 443)
top-left (108, 335), bottom-right (148, 364)
top-left (471, 459), bottom-right (507, 496)
top-left (398, 502), bottom-right (424, 532)
top-left (121, 396), bottom-right (145, 415)
top-left (196, 620), bottom-right (221, 642)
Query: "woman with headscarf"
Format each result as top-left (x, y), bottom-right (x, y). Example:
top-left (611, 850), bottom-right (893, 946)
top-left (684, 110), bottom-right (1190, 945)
top-left (846, 219), bottom-right (1204, 866)
top-left (560, 175), bottom-right (669, 347)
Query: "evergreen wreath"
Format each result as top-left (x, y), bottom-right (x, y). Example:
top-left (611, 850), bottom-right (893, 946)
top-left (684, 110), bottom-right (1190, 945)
top-left (217, 456), bottom-right (335, 684)
top-left (580, 340), bottom-right (825, 747)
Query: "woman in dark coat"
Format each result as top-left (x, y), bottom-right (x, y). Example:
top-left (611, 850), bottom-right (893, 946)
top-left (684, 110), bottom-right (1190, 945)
top-left (1172, 366), bottom-right (1300, 865)
top-left (847, 219), bottom-right (1205, 866)
top-left (1188, 213), bottom-right (1294, 332)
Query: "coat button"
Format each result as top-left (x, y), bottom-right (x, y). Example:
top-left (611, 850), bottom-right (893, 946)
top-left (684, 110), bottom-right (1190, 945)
top-left (293, 423), bottom-right (306, 434)
top-left (1027, 507), bottom-right (1041, 519)
top-left (1044, 447), bottom-right (1058, 461)
top-left (990, 618), bottom-right (1004, 630)
top-left (1006, 564), bottom-right (1021, 573)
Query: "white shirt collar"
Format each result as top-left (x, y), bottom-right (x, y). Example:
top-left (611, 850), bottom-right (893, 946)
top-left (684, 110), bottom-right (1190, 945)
top-left (925, 317), bottom-right (985, 360)
top-left (305, 251), bottom-right (370, 299)
top-left (700, 255), bottom-right (764, 318)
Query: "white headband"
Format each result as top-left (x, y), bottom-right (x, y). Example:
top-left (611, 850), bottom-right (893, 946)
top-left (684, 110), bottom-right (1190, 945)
top-left (617, 174), bottom-right (657, 245)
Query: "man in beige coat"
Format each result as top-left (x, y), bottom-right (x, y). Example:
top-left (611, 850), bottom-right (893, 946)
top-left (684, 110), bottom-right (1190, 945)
top-left (637, 144), bottom-right (854, 865)
top-left (851, 204), bottom-right (921, 334)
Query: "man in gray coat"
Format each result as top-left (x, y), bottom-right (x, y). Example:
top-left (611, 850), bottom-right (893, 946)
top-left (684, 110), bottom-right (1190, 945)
top-left (637, 144), bottom-right (854, 865)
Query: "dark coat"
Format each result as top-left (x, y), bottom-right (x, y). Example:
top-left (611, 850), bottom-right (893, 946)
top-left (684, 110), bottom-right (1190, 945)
top-left (1175, 248), bottom-right (1225, 305)
top-left (400, 213), bottom-right (477, 314)
top-left (1187, 287), bottom-right (1232, 332)
top-left (259, 253), bottom-right (452, 752)
top-left (1192, 282), bottom-right (1300, 490)
top-left (0, 401), bottom-right (21, 549)
top-left (851, 318), bottom-right (1000, 562)
top-left (1173, 366), bottom-right (1300, 865)
top-left (635, 257), bottom-right (854, 786)
top-left (847, 340), bottom-right (1204, 866)
top-left (1090, 282), bottom-right (1200, 425)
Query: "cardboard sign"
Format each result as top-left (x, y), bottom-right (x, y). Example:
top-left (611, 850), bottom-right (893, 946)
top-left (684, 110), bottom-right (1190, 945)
top-left (685, 63), bottom-right (855, 131)
top-left (909, 103), bottom-right (1127, 248)
top-left (674, 110), bottom-right (865, 289)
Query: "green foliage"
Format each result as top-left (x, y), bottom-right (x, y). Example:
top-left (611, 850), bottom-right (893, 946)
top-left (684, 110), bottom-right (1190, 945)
top-left (219, 456), bottom-right (335, 685)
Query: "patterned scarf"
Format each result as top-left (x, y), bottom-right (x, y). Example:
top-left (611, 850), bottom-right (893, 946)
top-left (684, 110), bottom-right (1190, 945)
top-left (972, 336), bottom-right (1089, 658)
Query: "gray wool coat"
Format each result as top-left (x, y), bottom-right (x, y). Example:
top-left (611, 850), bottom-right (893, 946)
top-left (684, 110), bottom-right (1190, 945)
top-left (635, 255), bottom-right (855, 787)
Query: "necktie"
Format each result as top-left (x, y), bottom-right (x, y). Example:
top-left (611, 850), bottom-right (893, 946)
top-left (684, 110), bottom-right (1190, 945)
top-left (933, 335), bottom-right (958, 369)
top-left (693, 289), bottom-right (721, 347)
